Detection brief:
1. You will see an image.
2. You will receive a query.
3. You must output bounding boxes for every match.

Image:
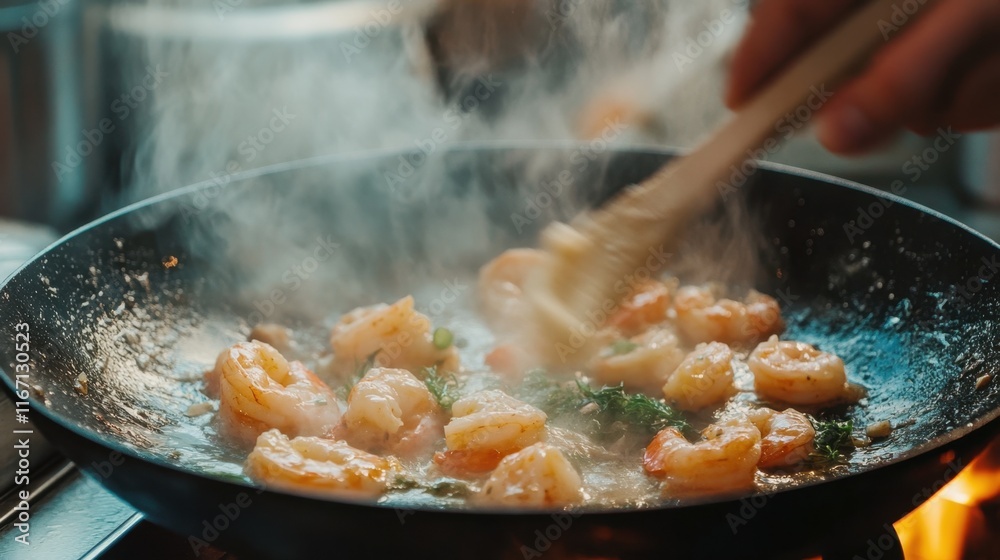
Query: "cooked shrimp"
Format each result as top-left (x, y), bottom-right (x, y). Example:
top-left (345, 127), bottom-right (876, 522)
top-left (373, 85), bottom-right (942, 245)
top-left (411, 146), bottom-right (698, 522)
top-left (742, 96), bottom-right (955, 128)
top-left (245, 429), bottom-right (398, 498)
top-left (477, 248), bottom-right (547, 331)
top-left (477, 443), bottom-right (584, 507)
top-left (643, 418), bottom-right (761, 496)
top-left (747, 408), bottom-right (815, 469)
top-left (445, 390), bottom-right (546, 452)
top-left (248, 323), bottom-right (293, 354)
top-left (212, 341), bottom-right (340, 447)
top-left (340, 367), bottom-right (442, 455)
top-left (673, 285), bottom-right (783, 346)
top-left (436, 390), bottom-right (546, 476)
top-left (662, 342), bottom-right (735, 412)
top-left (329, 295), bottom-right (459, 376)
top-left (748, 336), bottom-right (852, 405)
top-left (484, 344), bottom-right (532, 380)
top-left (591, 327), bottom-right (686, 393)
top-left (606, 279), bottom-right (672, 336)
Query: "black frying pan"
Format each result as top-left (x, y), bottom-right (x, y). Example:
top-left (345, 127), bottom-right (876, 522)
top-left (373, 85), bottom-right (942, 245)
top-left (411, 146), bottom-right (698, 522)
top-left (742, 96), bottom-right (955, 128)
top-left (3, 144), bottom-right (1000, 560)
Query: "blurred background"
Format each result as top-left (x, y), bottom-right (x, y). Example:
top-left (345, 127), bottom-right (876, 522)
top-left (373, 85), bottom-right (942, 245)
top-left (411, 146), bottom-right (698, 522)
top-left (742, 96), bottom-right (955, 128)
top-left (1, 0), bottom-right (1000, 558)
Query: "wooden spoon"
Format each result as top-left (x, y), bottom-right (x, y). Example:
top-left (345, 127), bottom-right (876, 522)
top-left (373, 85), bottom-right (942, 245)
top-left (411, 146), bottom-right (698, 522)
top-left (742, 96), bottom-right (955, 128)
top-left (527, 0), bottom-right (937, 364)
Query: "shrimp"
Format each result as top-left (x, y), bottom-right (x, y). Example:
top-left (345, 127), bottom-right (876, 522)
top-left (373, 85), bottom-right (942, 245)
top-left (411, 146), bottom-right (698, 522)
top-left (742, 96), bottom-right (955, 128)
top-left (340, 367), bottom-right (442, 455)
top-left (245, 429), bottom-right (399, 498)
top-left (477, 443), bottom-right (584, 507)
top-left (211, 341), bottom-right (340, 447)
top-left (662, 342), bottom-right (736, 412)
top-left (747, 408), bottom-right (815, 470)
top-left (484, 343), bottom-right (532, 379)
top-left (748, 336), bottom-right (853, 405)
top-left (672, 285), bottom-right (783, 346)
top-left (436, 390), bottom-right (547, 476)
top-left (591, 327), bottom-right (686, 393)
top-left (606, 279), bottom-right (672, 336)
top-left (329, 295), bottom-right (459, 377)
top-left (643, 418), bottom-right (761, 496)
top-left (248, 323), bottom-right (294, 354)
top-left (477, 248), bottom-right (547, 331)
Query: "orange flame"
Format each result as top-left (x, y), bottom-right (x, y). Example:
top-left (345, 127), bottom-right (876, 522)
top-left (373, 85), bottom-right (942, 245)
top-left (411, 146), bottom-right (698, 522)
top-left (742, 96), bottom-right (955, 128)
top-left (895, 438), bottom-right (1000, 559)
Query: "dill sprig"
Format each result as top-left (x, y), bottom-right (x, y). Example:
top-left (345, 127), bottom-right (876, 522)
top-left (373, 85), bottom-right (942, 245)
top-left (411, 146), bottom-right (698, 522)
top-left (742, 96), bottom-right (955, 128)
top-left (419, 366), bottom-right (460, 410)
top-left (519, 371), bottom-right (688, 441)
top-left (578, 382), bottom-right (689, 434)
top-left (809, 418), bottom-right (854, 464)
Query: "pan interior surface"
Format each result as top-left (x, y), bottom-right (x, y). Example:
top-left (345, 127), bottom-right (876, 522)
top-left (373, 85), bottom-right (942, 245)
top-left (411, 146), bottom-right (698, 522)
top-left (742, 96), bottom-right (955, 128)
top-left (2, 145), bottom-right (999, 513)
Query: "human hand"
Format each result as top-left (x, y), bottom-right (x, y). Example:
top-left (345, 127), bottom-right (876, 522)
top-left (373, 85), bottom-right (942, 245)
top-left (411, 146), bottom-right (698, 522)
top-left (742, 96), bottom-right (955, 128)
top-left (725, 0), bottom-right (1000, 155)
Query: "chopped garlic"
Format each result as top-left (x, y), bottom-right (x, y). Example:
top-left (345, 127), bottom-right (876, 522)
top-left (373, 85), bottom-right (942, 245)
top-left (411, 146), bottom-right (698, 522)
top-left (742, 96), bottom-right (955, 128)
top-left (975, 373), bottom-right (992, 390)
top-left (865, 420), bottom-right (892, 439)
top-left (186, 402), bottom-right (215, 417)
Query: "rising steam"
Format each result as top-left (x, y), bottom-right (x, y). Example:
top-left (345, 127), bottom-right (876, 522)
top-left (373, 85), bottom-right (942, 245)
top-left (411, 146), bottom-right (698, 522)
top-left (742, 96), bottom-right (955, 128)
top-left (106, 0), bottom-right (763, 321)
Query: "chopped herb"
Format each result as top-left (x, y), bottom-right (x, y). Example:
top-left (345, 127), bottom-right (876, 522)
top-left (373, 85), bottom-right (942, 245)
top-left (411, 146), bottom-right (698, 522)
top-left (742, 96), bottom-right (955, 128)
top-left (809, 418), bottom-right (854, 464)
top-left (419, 366), bottom-right (460, 410)
top-left (519, 371), bottom-right (688, 442)
top-left (577, 382), bottom-right (689, 436)
top-left (610, 339), bottom-right (638, 355)
top-left (388, 476), bottom-right (472, 498)
top-left (432, 327), bottom-right (454, 349)
top-left (521, 370), bottom-right (584, 416)
top-left (337, 351), bottom-right (379, 399)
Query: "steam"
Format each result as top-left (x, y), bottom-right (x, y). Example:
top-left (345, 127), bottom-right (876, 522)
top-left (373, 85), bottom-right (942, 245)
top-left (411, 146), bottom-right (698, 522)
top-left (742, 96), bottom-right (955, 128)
top-left (107, 0), bottom-right (764, 321)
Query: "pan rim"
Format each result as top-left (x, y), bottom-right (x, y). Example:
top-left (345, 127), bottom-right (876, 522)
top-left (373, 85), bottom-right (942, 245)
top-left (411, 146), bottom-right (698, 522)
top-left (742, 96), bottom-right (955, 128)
top-left (3, 140), bottom-right (1000, 516)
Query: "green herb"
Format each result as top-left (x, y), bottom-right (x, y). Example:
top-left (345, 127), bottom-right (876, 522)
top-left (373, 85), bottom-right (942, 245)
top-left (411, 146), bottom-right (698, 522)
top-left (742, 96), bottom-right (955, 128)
top-left (419, 366), bottom-right (460, 410)
top-left (432, 327), bottom-right (454, 349)
top-left (578, 382), bottom-right (689, 435)
top-left (519, 371), bottom-right (688, 441)
top-left (809, 418), bottom-right (854, 464)
top-left (337, 351), bottom-right (379, 399)
top-left (610, 339), bottom-right (638, 355)
top-left (388, 476), bottom-right (471, 498)
top-left (521, 370), bottom-right (584, 416)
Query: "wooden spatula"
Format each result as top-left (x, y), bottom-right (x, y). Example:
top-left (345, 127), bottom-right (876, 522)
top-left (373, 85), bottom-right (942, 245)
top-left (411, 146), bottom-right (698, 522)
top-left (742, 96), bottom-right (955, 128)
top-left (527, 0), bottom-right (936, 364)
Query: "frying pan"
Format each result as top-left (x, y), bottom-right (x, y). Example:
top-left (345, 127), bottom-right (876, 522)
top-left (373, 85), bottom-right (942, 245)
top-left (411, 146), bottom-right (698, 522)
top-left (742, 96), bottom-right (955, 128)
top-left (3, 144), bottom-right (1000, 560)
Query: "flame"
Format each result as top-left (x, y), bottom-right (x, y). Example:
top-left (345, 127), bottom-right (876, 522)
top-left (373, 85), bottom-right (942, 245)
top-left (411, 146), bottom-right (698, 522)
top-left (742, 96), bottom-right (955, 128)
top-left (895, 438), bottom-right (1000, 559)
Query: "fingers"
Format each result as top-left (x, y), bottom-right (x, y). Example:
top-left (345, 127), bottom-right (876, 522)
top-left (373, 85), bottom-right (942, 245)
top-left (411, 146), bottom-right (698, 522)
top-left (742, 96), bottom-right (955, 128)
top-left (725, 0), bottom-right (863, 109)
top-left (921, 47), bottom-right (1000, 133)
top-left (815, 0), bottom-right (1000, 154)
